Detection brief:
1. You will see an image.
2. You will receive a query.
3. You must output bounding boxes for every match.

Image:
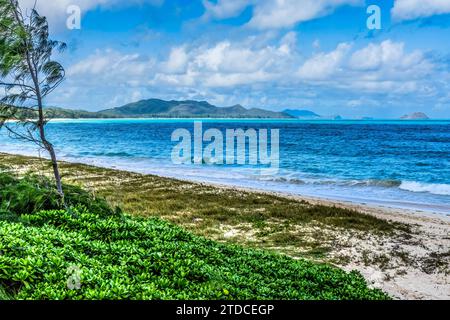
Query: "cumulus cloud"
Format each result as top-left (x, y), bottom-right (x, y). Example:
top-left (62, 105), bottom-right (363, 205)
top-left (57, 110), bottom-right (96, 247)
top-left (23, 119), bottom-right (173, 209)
top-left (59, 49), bottom-right (157, 108)
top-left (155, 34), bottom-right (298, 88)
top-left (349, 40), bottom-right (434, 80)
top-left (59, 34), bottom-right (301, 108)
top-left (391, 0), bottom-right (450, 21)
top-left (297, 40), bottom-right (436, 94)
top-left (60, 36), bottom-right (445, 114)
top-left (348, 40), bottom-right (433, 79)
top-left (68, 49), bottom-right (156, 83)
top-left (298, 43), bottom-right (351, 80)
top-left (298, 40), bottom-right (438, 95)
top-left (162, 47), bottom-right (189, 74)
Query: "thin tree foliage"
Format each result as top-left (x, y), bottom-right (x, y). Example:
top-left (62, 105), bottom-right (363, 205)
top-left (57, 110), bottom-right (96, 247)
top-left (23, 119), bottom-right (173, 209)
top-left (0, 0), bottom-right (66, 197)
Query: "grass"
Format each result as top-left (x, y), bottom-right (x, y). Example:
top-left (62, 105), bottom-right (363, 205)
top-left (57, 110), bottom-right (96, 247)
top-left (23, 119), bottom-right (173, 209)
top-left (420, 251), bottom-right (450, 275)
top-left (0, 153), bottom-right (411, 261)
top-left (0, 172), bottom-right (389, 300)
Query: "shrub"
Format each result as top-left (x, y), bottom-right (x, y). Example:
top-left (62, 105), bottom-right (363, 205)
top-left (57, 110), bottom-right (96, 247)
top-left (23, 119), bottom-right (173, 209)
top-left (0, 172), bottom-right (117, 218)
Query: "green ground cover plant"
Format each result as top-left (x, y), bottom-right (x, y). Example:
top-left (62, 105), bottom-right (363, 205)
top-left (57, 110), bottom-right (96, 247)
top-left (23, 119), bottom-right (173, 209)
top-left (0, 172), bottom-right (389, 300)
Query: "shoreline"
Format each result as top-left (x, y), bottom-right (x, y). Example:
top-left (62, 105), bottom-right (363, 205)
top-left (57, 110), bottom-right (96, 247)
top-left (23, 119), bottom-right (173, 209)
top-left (1, 149), bottom-right (448, 219)
top-left (195, 181), bottom-right (450, 224)
top-left (5, 117), bottom-right (450, 124)
top-left (187, 180), bottom-right (450, 220)
top-left (1, 151), bottom-right (449, 300)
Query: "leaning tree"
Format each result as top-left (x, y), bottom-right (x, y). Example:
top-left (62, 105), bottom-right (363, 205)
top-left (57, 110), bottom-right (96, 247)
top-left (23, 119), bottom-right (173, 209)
top-left (0, 0), bottom-right (66, 197)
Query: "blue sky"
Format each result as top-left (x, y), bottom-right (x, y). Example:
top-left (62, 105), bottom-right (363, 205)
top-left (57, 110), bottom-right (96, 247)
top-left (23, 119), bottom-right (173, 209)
top-left (18, 0), bottom-right (450, 118)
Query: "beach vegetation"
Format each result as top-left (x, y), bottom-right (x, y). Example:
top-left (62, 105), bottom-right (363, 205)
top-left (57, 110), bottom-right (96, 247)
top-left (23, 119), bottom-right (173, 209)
top-left (0, 172), bottom-right (116, 218)
top-left (0, 172), bottom-right (389, 300)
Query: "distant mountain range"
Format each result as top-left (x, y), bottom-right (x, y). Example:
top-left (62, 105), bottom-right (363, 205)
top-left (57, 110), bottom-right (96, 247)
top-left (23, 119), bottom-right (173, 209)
top-left (22, 99), bottom-right (291, 119)
top-left (4, 99), bottom-right (432, 120)
top-left (98, 99), bottom-right (292, 118)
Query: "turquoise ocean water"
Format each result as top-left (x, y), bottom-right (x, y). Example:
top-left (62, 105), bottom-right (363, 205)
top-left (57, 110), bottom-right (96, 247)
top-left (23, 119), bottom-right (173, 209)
top-left (0, 119), bottom-right (449, 215)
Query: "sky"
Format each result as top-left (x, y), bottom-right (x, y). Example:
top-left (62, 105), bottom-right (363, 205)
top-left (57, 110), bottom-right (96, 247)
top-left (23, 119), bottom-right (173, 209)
top-left (16, 0), bottom-right (450, 118)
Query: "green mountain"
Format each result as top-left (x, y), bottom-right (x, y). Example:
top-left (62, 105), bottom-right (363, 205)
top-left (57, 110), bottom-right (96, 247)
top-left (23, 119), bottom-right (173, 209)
top-left (3, 99), bottom-right (293, 119)
top-left (1, 106), bottom-right (99, 119)
top-left (98, 99), bottom-right (292, 118)
top-left (44, 107), bottom-right (100, 118)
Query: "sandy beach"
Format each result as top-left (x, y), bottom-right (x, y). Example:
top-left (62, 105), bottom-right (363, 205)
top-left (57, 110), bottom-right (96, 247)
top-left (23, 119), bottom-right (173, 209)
top-left (181, 181), bottom-right (450, 299)
top-left (0, 152), bottom-right (449, 300)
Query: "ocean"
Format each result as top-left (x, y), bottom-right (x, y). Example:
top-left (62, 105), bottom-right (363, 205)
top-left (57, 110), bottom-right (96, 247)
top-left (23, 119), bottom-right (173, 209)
top-left (1, 119), bottom-right (449, 215)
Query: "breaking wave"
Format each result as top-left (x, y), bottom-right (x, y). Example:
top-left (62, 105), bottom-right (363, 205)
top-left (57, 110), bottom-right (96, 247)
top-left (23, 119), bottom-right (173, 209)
top-left (258, 176), bottom-right (450, 196)
top-left (399, 181), bottom-right (450, 196)
top-left (258, 176), bottom-right (403, 188)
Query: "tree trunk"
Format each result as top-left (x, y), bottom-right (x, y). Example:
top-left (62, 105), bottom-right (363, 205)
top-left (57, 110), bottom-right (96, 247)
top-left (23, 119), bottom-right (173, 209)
top-left (46, 142), bottom-right (64, 197)
top-left (36, 104), bottom-right (64, 199)
top-left (36, 105), bottom-right (64, 199)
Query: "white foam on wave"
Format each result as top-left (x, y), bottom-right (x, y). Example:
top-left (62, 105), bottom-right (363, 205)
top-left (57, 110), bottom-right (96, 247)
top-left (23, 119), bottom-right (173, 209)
top-left (399, 181), bottom-right (450, 196)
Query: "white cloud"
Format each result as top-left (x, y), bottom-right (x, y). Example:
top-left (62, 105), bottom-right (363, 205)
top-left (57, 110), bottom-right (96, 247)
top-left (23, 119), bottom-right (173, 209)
top-left (18, 0), bottom-right (163, 31)
top-left (194, 41), bottom-right (280, 74)
top-left (68, 49), bottom-right (156, 83)
top-left (297, 40), bottom-right (436, 94)
top-left (248, 0), bottom-right (362, 29)
top-left (60, 36), bottom-right (446, 115)
top-left (279, 31), bottom-right (298, 54)
top-left (58, 48), bottom-right (157, 108)
top-left (298, 43), bottom-right (351, 80)
top-left (203, 0), bottom-right (450, 28)
top-left (155, 34), bottom-right (298, 88)
top-left (349, 40), bottom-right (427, 72)
top-left (348, 40), bottom-right (433, 80)
top-left (202, 0), bottom-right (251, 19)
top-left (67, 38), bottom-right (438, 98)
top-left (162, 47), bottom-right (189, 74)
top-left (203, 0), bottom-right (363, 29)
top-left (59, 34), bottom-right (302, 108)
top-left (391, 0), bottom-right (450, 21)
